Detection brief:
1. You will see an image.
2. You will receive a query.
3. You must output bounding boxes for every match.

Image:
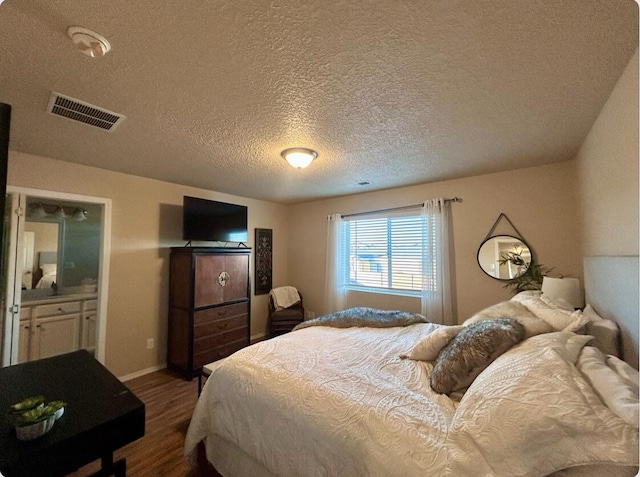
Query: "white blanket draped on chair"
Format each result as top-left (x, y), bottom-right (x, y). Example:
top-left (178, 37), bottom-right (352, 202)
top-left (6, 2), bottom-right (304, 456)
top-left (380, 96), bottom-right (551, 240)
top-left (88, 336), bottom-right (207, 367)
top-left (270, 286), bottom-right (301, 310)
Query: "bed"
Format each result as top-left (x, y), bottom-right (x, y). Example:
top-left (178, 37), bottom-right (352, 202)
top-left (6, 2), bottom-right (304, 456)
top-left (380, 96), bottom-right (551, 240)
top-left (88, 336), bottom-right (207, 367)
top-left (34, 251), bottom-right (57, 289)
top-left (184, 256), bottom-right (639, 476)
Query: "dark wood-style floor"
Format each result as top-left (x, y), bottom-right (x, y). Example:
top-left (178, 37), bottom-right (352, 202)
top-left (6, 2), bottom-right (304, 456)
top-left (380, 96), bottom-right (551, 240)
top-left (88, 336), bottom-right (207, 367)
top-left (68, 368), bottom-right (200, 477)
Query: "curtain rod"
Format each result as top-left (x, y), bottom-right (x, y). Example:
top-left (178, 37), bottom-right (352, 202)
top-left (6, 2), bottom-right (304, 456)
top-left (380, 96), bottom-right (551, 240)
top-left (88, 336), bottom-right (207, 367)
top-left (341, 197), bottom-right (462, 219)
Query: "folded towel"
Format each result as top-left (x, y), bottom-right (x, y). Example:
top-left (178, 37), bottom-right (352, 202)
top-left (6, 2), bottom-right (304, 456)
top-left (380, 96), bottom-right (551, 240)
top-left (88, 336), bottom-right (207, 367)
top-left (271, 286), bottom-right (300, 310)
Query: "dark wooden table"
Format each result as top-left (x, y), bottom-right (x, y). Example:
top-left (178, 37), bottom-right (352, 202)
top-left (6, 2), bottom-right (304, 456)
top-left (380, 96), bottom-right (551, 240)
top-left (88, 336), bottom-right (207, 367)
top-left (0, 350), bottom-right (145, 477)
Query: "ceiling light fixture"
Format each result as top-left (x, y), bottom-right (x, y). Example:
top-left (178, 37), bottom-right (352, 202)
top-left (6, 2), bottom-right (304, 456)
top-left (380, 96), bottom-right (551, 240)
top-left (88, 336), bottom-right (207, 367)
top-left (67, 26), bottom-right (111, 58)
top-left (281, 148), bottom-right (318, 169)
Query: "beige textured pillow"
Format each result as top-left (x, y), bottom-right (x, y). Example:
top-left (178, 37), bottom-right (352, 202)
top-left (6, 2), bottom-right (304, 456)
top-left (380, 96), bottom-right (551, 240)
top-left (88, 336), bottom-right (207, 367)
top-left (463, 301), bottom-right (552, 339)
top-left (401, 325), bottom-right (464, 361)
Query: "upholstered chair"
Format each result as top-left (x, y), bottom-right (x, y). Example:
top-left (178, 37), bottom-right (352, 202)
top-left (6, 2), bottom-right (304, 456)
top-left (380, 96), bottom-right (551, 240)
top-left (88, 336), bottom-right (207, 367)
top-left (268, 288), bottom-right (304, 337)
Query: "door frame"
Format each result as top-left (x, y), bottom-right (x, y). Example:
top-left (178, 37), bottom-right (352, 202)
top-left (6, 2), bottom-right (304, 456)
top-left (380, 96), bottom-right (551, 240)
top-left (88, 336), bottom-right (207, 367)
top-left (5, 186), bottom-right (111, 364)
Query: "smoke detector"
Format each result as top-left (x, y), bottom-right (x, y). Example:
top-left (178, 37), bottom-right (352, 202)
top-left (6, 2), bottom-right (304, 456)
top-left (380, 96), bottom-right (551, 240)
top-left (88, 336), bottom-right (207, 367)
top-left (67, 26), bottom-right (111, 58)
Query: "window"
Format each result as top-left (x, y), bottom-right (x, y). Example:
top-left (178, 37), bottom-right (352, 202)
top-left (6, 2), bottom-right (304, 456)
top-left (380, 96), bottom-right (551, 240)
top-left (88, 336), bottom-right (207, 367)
top-left (344, 213), bottom-right (425, 295)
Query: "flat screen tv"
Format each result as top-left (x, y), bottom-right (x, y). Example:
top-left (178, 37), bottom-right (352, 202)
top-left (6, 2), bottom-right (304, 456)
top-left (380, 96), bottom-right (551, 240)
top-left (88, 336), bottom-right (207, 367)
top-left (182, 196), bottom-right (248, 243)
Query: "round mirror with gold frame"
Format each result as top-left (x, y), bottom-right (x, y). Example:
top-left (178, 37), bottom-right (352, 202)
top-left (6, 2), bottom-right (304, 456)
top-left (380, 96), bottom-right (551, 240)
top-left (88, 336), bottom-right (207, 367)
top-left (477, 235), bottom-right (532, 281)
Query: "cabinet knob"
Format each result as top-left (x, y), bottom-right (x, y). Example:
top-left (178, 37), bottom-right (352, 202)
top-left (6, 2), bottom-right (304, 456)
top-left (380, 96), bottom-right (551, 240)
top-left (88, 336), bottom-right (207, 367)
top-left (58, 308), bottom-right (64, 313)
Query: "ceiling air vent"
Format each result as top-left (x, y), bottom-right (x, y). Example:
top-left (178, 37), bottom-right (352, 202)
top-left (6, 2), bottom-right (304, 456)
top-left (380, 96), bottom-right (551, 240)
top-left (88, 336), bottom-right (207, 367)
top-left (46, 92), bottom-right (125, 131)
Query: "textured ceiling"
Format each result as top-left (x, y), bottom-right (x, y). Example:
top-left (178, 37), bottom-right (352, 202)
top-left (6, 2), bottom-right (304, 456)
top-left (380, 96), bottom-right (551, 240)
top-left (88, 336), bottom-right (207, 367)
top-left (0, 1), bottom-right (637, 204)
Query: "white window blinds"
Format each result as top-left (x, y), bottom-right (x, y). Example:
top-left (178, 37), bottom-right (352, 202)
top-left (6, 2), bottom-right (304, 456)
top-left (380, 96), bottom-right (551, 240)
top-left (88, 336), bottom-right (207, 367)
top-left (344, 213), bottom-right (425, 294)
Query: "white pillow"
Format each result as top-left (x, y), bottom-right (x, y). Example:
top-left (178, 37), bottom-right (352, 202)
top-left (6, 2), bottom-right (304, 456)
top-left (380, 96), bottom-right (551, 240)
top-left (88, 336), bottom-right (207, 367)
top-left (577, 346), bottom-right (639, 428)
top-left (447, 334), bottom-right (638, 475)
top-left (525, 332), bottom-right (593, 364)
top-left (462, 300), bottom-right (552, 339)
top-left (512, 292), bottom-right (586, 332)
top-left (561, 312), bottom-right (590, 333)
top-left (582, 304), bottom-right (621, 357)
top-left (540, 293), bottom-right (575, 312)
top-left (511, 290), bottom-right (542, 301)
top-left (40, 263), bottom-right (57, 276)
top-left (606, 355), bottom-right (639, 388)
top-left (400, 325), bottom-right (464, 361)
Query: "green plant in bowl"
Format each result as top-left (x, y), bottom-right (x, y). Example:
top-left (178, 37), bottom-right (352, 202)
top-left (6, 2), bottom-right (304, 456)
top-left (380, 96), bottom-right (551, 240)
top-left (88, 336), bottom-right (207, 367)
top-left (44, 400), bottom-right (67, 420)
top-left (17, 405), bottom-right (52, 426)
top-left (9, 395), bottom-right (45, 414)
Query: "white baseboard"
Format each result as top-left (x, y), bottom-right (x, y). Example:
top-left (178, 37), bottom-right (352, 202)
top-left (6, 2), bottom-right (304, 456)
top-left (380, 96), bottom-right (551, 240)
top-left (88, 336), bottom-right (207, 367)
top-left (118, 333), bottom-right (266, 382)
top-left (119, 362), bottom-right (166, 382)
top-left (250, 331), bottom-right (267, 343)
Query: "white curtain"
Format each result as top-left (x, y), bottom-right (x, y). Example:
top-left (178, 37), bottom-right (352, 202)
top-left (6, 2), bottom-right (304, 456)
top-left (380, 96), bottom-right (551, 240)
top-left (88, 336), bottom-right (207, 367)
top-left (421, 198), bottom-right (456, 325)
top-left (324, 214), bottom-right (347, 313)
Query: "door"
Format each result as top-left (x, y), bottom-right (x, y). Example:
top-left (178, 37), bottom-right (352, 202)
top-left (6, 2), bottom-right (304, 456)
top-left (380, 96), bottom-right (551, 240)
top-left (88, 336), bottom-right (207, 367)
top-left (33, 314), bottom-right (80, 359)
top-left (0, 104), bottom-right (10, 367)
top-left (1, 193), bottom-right (24, 366)
top-left (194, 253), bottom-right (249, 307)
top-left (18, 320), bottom-right (30, 363)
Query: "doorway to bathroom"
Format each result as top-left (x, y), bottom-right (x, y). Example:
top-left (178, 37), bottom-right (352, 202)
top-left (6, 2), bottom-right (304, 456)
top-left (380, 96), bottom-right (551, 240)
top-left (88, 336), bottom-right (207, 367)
top-left (1, 187), bottom-right (111, 366)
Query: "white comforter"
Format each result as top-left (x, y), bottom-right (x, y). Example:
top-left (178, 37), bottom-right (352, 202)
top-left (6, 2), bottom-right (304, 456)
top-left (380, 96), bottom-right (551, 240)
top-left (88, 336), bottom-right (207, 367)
top-left (184, 324), bottom-right (638, 477)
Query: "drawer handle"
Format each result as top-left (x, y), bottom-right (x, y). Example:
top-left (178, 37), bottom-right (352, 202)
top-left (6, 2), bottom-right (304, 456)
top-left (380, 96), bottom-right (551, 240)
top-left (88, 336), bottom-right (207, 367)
top-left (58, 308), bottom-right (64, 313)
top-left (219, 322), bottom-right (229, 330)
top-left (217, 348), bottom-right (228, 357)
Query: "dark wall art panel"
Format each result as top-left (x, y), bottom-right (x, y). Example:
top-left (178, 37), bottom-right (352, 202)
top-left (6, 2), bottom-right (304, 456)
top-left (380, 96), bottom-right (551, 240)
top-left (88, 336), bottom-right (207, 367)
top-left (255, 228), bottom-right (272, 295)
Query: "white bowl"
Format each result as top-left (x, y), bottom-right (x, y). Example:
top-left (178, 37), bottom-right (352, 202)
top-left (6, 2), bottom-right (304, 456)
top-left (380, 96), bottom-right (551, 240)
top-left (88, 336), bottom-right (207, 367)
top-left (15, 415), bottom-right (55, 441)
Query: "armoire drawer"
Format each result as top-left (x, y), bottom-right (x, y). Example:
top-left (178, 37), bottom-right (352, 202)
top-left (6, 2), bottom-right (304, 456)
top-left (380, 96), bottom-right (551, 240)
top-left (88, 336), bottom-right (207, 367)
top-left (194, 314), bottom-right (247, 339)
top-left (195, 302), bottom-right (247, 324)
top-left (193, 338), bottom-right (247, 369)
top-left (194, 327), bottom-right (247, 354)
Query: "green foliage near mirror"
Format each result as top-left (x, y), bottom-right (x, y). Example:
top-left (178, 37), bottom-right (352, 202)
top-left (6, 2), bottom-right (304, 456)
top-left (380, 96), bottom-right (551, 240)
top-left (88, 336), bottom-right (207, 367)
top-left (501, 262), bottom-right (554, 295)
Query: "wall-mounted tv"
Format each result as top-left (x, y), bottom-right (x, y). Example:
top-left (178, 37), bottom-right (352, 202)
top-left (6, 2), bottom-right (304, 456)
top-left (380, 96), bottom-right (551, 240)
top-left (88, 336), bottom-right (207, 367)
top-left (182, 196), bottom-right (248, 243)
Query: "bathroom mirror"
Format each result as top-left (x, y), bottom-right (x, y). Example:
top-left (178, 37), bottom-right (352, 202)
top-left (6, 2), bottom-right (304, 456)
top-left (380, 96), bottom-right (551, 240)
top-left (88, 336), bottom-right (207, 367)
top-left (477, 235), bottom-right (532, 280)
top-left (21, 198), bottom-right (101, 301)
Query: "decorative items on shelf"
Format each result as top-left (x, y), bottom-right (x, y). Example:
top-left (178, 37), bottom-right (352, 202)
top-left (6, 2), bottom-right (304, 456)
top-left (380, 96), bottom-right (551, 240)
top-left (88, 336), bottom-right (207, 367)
top-left (9, 395), bottom-right (66, 441)
top-left (81, 277), bottom-right (98, 293)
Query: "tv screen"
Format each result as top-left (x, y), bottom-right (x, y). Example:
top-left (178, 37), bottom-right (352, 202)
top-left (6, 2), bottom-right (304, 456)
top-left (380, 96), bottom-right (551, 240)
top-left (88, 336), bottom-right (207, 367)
top-left (182, 196), bottom-right (248, 242)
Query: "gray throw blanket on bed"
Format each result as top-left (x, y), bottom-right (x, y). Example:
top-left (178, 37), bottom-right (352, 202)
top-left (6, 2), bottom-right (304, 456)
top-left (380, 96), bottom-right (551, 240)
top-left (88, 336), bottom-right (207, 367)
top-left (293, 307), bottom-right (429, 331)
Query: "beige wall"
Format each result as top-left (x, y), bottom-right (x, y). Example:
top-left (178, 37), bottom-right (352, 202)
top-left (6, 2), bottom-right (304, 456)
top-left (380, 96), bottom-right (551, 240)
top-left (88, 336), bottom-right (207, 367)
top-left (575, 49), bottom-right (639, 258)
top-left (6, 50), bottom-right (634, 378)
top-left (8, 151), bottom-right (289, 378)
top-left (287, 161), bottom-right (580, 323)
